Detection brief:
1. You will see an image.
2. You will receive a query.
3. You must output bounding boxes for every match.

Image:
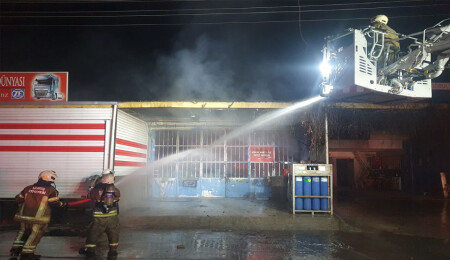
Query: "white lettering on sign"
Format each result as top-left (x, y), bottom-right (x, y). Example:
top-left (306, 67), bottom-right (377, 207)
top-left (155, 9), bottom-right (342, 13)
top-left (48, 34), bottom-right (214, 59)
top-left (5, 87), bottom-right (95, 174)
top-left (0, 93), bottom-right (9, 98)
top-left (28, 186), bottom-right (47, 195)
top-left (0, 75), bottom-right (26, 87)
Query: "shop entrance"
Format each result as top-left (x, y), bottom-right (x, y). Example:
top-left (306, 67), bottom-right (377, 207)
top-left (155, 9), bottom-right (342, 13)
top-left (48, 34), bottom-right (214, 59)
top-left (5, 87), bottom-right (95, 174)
top-left (336, 159), bottom-right (355, 188)
top-left (150, 129), bottom-right (294, 198)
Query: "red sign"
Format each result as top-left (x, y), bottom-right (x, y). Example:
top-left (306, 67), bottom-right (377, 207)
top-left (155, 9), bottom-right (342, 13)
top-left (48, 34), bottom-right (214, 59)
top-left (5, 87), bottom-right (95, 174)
top-left (250, 146), bottom-right (274, 162)
top-left (0, 72), bottom-right (68, 102)
top-left (371, 156), bottom-right (383, 169)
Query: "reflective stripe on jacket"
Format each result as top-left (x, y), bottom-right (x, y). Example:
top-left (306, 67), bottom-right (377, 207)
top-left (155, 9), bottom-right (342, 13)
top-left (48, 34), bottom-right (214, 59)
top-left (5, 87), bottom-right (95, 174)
top-left (14, 180), bottom-right (63, 224)
top-left (88, 183), bottom-right (121, 218)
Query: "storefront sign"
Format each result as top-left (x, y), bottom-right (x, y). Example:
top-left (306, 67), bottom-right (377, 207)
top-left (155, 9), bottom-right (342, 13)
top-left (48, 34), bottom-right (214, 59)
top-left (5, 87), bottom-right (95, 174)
top-left (0, 72), bottom-right (68, 102)
top-left (250, 146), bottom-right (274, 162)
top-left (371, 156), bottom-right (383, 169)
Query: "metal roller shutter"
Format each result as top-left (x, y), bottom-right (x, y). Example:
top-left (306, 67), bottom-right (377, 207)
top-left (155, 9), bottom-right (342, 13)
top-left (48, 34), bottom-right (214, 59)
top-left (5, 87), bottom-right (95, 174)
top-left (114, 110), bottom-right (148, 176)
top-left (0, 107), bottom-right (113, 198)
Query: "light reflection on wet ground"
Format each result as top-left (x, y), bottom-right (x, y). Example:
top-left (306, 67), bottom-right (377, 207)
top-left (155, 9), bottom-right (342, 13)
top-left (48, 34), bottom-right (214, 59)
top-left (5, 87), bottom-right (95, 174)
top-left (1, 229), bottom-right (449, 259)
top-left (1, 191), bottom-right (449, 259)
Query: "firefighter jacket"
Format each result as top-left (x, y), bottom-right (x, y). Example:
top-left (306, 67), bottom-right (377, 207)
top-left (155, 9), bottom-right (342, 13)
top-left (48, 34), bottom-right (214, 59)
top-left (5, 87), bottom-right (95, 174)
top-left (88, 183), bottom-right (120, 218)
top-left (372, 22), bottom-right (400, 51)
top-left (14, 179), bottom-right (65, 224)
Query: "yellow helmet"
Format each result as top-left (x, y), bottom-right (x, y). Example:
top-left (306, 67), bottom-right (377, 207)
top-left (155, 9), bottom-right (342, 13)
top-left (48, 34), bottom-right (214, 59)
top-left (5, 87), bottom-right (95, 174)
top-left (371, 14), bottom-right (388, 25)
top-left (38, 170), bottom-right (57, 182)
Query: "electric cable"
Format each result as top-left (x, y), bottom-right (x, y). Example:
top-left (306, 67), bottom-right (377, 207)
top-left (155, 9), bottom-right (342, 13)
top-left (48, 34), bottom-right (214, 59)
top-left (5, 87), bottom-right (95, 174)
top-left (297, 0), bottom-right (308, 47)
top-left (1, 13), bottom-right (448, 27)
top-left (0, 0), bottom-right (427, 3)
top-left (0, 0), bottom-right (428, 14)
top-left (3, 4), bottom-right (447, 18)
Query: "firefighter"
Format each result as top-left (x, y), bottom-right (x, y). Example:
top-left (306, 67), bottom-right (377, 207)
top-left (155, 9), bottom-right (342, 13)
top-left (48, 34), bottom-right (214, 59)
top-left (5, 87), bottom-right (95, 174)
top-left (370, 14), bottom-right (401, 68)
top-left (9, 170), bottom-right (68, 260)
top-left (370, 14), bottom-right (400, 52)
top-left (80, 169), bottom-right (115, 252)
top-left (79, 172), bottom-right (120, 259)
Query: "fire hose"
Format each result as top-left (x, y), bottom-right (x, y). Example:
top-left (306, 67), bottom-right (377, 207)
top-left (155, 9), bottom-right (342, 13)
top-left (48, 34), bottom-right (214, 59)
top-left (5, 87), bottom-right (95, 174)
top-left (67, 198), bottom-right (92, 206)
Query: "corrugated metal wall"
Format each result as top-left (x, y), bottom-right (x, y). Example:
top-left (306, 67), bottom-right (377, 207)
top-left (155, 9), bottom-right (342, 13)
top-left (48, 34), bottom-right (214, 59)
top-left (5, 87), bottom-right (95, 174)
top-left (114, 110), bottom-right (148, 176)
top-left (0, 107), bottom-right (113, 198)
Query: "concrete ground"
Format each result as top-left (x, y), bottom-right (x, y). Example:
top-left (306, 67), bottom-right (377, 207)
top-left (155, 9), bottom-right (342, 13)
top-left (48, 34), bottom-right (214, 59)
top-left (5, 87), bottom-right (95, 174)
top-left (118, 197), bottom-right (339, 232)
top-left (334, 190), bottom-right (450, 239)
top-left (1, 190), bottom-right (449, 259)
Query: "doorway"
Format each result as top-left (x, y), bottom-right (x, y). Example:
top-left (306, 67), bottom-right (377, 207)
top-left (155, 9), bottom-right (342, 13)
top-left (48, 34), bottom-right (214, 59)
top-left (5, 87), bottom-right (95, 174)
top-left (337, 159), bottom-right (355, 188)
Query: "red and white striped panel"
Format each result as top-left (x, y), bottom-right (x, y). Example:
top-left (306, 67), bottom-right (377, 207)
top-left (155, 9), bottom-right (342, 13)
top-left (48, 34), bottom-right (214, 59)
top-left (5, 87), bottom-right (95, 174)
top-left (114, 110), bottom-right (148, 176)
top-left (0, 123), bottom-right (105, 152)
top-left (0, 107), bottom-right (113, 198)
top-left (0, 121), bottom-right (108, 198)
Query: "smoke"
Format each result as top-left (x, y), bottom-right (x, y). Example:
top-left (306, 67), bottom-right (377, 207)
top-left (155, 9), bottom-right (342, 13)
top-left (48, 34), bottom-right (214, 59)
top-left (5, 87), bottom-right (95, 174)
top-left (2, 25), bottom-right (317, 102)
top-left (141, 25), bottom-right (310, 102)
top-left (150, 35), bottom-right (238, 101)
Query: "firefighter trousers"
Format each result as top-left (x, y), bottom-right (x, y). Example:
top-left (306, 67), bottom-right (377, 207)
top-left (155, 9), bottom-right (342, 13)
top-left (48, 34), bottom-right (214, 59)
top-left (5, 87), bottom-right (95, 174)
top-left (85, 216), bottom-right (120, 254)
top-left (10, 222), bottom-right (48, 255)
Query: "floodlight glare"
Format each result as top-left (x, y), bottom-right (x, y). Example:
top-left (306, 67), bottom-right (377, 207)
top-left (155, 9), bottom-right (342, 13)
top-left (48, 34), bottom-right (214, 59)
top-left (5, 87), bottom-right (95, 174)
top-left (319, 61), bottom-right (332, 77)
top-left (320, 84), bottom-right (334, 96)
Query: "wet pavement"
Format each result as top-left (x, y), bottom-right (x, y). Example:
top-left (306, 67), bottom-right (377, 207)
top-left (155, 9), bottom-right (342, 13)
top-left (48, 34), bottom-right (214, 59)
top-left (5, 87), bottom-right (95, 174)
top-left (0, 190), bottom-right (449, 259)
top-left (334, 190), bottom-right (450, 239)
top-left (118, 197), bottom-right (339, 232)
top-left (1, 229), bottom-right (449, 259)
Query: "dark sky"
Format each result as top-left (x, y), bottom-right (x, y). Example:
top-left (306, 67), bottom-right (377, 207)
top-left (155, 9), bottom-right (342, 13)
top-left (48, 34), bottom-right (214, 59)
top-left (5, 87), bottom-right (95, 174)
top-left (1, 0), bottom-right (449, 102)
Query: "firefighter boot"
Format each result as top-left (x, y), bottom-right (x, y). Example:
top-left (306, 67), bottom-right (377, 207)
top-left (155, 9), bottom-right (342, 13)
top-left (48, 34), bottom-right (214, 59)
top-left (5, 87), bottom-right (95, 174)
top-left (9, 247), bottom-right (22, 259)
top-left (107, 246), bottom-right (118, 259)
top-left (19, 253), bottom-right (41, 260)
top-left (79, 247), bottom-right (95, 257)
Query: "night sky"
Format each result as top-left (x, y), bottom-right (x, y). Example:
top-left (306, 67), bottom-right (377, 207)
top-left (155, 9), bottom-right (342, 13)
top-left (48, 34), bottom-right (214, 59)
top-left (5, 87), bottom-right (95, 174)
top-left (1, 0), bottom-right (449, 102)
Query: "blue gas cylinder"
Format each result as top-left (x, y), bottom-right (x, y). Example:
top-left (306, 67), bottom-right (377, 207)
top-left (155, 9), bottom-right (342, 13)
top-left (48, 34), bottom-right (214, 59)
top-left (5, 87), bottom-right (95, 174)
top-left (294, 176), bottom-right (303, 210)
top-left (303, 177), bottom-right (312, 210)
top-left (320, 177), bottom-right (329, 210)
top-left (312, 176), bottom-right (320, 210)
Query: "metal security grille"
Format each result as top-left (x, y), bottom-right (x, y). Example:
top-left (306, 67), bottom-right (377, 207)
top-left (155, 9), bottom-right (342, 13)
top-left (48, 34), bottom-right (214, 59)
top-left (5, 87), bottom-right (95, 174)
top-left (153, 130), bottom-right (177, 178)
top-left (227, 134), bottom-right (249, 178)
top-left (151, 129), bottom-right (294, 179)
top-left (203, 130), bottom-right (226, 178)
top-left (178, 130), bottom-right (202, 179)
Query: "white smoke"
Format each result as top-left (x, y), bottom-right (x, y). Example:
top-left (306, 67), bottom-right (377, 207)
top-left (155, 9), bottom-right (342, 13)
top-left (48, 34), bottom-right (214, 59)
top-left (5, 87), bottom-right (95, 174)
top-left (152, 35), bottom-right (238, 100)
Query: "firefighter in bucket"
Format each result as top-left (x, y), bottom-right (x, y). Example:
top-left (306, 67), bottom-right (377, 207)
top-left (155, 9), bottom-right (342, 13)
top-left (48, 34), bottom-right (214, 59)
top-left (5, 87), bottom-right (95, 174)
top-left (79, 171), bottom-right (121, 259)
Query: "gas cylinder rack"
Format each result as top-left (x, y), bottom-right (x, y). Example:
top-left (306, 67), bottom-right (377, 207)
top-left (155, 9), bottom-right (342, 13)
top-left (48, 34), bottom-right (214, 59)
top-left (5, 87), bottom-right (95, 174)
top-left (288, 164), bottom-right (333, 215)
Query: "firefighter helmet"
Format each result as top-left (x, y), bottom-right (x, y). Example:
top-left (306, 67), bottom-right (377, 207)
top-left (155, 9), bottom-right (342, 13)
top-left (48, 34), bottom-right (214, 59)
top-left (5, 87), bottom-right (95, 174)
top-left (38, 170), bottom-right (57, 182)
top-left (371, 14), bottom-right (388, 25)
top-left (101, 174), bottom-right (115, 184)
top-left (102, 169), bottom-right (115, 176)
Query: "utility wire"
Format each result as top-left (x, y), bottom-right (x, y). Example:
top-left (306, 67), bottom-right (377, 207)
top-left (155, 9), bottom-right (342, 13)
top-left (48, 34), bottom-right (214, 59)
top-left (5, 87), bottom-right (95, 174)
top-left (0, 0), bottom-right (426, 3)
top-left (3, 4), bottom-right (447, 19)
top-left (1, 13), bottom-right (447, 27)
top-left (297, 0), bottom-right (308, 47)
top-left (0, 0), bottom-right (427, 14)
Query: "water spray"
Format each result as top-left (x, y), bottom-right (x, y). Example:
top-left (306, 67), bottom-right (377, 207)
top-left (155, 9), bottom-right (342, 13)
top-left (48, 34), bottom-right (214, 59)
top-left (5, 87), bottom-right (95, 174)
top-left (115, 95), bottom-right (324, 187)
